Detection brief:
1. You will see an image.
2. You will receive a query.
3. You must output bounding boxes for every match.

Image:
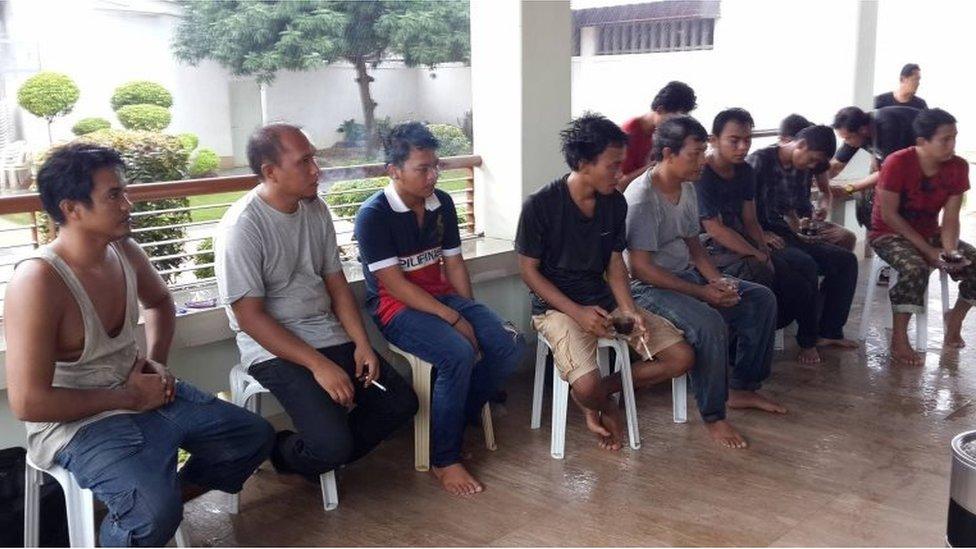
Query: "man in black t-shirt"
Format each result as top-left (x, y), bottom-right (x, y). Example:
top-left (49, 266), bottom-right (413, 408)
top-left (827, 105), bottom-right (921, 209)
top-left (874, 63), bottom-right (927, 110)
top-left (698, 109), bottom-right (825, 363)
top-left (516, 114), bottom-right (692, 453)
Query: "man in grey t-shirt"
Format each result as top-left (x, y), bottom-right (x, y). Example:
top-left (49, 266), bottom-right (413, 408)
top-left (215, 124), bottom-right (417, 480)
top-left (625, 115), bottom-right (781, 450)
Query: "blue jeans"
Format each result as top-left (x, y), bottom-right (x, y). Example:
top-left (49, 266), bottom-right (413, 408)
top-left (631, 269), bottom-right (777, 422)
top-left (381, 294), bottom-right (526, 467)
top-left (55, 382), bottom-right (274, 547)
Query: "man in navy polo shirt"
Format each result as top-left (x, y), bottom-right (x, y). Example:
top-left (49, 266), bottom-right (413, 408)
top-left (355, 122), bottom-right (526, 497)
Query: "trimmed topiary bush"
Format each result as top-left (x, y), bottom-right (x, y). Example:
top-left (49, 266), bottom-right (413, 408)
top-left (427, 123), bottom-right (471, 156)
top-left (76, 130), bottom-right (190, 281)
top-left (177, 132), bottom-right (199, 152)
top-left (18, 72), bottom-right (80, 141)
top-left (324, 178), bottom-right (385, 218)
top-left (111, 80), bottom-right (173, 111)
top-left (71, 117), bottom-right (111, 136)
top-left (116, 104), bottom-right (172, 131)
top-left (188, 148), bottom-right (220, 177)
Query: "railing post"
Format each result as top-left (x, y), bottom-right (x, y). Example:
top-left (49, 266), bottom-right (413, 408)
top-left (29, 211), bottom-right (40, 248)
top-left (465, 167), bottom-right (476, 234)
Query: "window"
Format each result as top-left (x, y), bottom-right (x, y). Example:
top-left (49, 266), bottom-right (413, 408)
top-left (573, 1), bottom-right (719, 56)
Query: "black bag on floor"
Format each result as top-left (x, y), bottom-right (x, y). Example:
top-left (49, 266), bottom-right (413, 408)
top-left (0, 447), bottom-right (69, 547)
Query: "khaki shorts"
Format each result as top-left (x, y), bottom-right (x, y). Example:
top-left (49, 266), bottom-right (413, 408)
top-left (532, 308), bottom-right (685, 385)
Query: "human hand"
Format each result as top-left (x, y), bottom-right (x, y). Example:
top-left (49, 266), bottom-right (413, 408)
top-left (141, 358), bottom-right (176, 403)
top-left (353, 344), bottom-right (381, 389)
top-left (313, 362), bottom-right (355, 408)
top-left (574, 305), bottom-right (613, 338)
top-left (124, 357), bottom-right (169, 411)
top-left (763, 231), bottom-right (786, 250)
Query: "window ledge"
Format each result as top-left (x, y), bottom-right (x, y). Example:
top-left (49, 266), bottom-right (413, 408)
top-left (0, 237), bottom-right (518, 390)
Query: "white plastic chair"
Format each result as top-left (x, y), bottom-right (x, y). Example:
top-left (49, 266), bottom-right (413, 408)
top-left (228, 364), bottom-right (338, 512)
top-left (24, 457), bottom-right (189, 547)
top-left (387, 344), bottom-right (496, 472)
top-left (858, 254), bottom-right (950, 352)
top-left (531, 334), bottom-right (688, 459)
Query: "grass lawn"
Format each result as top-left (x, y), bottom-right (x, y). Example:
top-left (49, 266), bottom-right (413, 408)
top-left (188, 191), bottom-right (247, 223)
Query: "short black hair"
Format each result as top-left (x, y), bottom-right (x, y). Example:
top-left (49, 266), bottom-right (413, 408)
top-left (651, 115), bottom-right (708, 161)
top-left (37, 143), bottom-right (125, 224)
top-left (832, 106), bottom-right (871, 133)
top-left (247, 123), bottom-right (300, 177)
top-left (795, 125), bottom-right (837, 156)
top-left (913, 108), bottom-right (956, 141)
top-left (779, 114), bottom-right (813, 139)
top-left (559, 113), bottom-right (627, 171)
top-left (384, 121), bottom-right (439, 167)
top-left (900, 63), bottom-right (920, 79)
top-left (650, 81), bottom-right (697, 114)
top-left (712, 108), bottom-right (754, 136)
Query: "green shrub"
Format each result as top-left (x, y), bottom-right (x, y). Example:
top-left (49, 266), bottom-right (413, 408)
top-left (193, 237), bottom-right (214, 279)
top-left (324, 178), bottom-right (386, 218)
top-left (116, 104), bottom-right (172, 131)
top-left (428, 123), bottom-right (471, 156)
top-left (337, 119), bottom-right (366, 146)
top-left (188, 148), bottom-right (220, 177)
top-left (71, 117), bottom-right (111, 136)
top-left (18, 72), bottom-right (80, 122)
top-left (76, 130), bottom-right (190, 281)
top-left (177, 132), bottom-right (199, 152)
top-left (111, 80), bottom-right (173, 110)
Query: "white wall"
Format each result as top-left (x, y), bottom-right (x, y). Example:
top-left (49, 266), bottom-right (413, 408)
top-left (5, 0), bottom-right (235, 156)
top-left (258, 63), bottom-right (471, 152)
top-left (571, 0), bottom-right (976, 156)
top-left (873, 0), bottom-right (976, 154)
top-left (572, 0), bottom-right (861, 133)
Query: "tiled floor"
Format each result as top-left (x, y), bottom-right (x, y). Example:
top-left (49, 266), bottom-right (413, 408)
top-left (182, 256), bottom-right (975, 546)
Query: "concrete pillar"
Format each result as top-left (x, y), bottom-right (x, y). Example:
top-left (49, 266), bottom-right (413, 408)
top-left (470, 0), bottom-right (572, 241)
top-left (852, 0), bottom-right (879, 109)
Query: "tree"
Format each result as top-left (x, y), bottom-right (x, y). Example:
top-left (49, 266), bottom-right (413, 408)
top-left (172, 0), bottom-right (469, 157)
top-left (17, 72), bottom-right (80, 143)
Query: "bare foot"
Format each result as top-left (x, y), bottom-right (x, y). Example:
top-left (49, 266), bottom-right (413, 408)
top-left (728, 389), bottom-right (788, 414)
top-left (704, 419), bottom-right (748, 449)
top-left (583, 408), bottom-right (611, 438)
top-left (945, 312), bottom-right (967, 348)
top-left (432, 463), bottom-right (484, 496)
top-left (816, 337), bottom-right (860, 349)
top-left (596, 407), bottom-right (625, 451)
top-left (796, 347), bottom-right (822, 364)
top-left (890, 338), bottom-right (925, 366)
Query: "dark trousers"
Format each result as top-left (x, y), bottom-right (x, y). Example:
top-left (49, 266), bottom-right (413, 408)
top-left (248, 342), bottom-right (419, 476)
top-left (779, 231), bottom-right (859, 340)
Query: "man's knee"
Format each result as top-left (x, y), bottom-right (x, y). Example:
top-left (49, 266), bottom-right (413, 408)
top-left (661, 342), bottom-right (694, 378)
top-left (300, 429), bottom-right (355, 473)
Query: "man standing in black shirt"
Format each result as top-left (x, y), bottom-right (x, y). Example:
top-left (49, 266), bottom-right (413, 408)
top-left (874, 63), bottom-right (927, 110)
top-left (748, 125), bottom-right (861, 362)
top-left (516, 114), bottom-right (692, 453)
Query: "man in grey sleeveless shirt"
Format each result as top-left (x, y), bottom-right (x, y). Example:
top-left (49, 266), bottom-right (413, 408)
top-left (5, 144), bottom-right (274, 547)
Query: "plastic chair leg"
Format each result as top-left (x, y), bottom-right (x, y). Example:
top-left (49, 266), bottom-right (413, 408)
top-left (530, 340), bottom-right (548, 429)
top-left (411, 359), bottom-right (433, 472)
top-left (550, 373), bottom-right (569, 459)
top-left (672, 374), bottom-right (688, 424)
top-left (320, 470), bottom-right (338, 511)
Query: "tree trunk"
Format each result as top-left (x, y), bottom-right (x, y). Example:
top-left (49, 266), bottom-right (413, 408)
top-left (353, 57), bottom-right (378, 159)
top-left (259, 82), bottom-right (269, 126)
top-left (46, 120), bottom-right (52, 145)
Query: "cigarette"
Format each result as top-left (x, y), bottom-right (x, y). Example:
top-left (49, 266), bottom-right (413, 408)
top-left (639, 336), bottom-right (652, 360)
top-left (369, 379), bottom-right (388, 392)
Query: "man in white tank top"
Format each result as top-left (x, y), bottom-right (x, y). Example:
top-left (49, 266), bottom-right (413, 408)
top-left (5, 143), bottom-right (274, 547)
